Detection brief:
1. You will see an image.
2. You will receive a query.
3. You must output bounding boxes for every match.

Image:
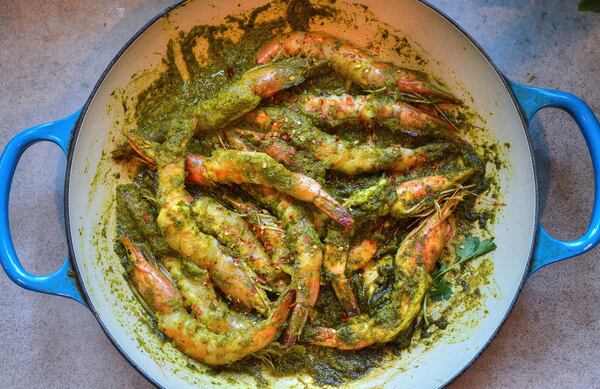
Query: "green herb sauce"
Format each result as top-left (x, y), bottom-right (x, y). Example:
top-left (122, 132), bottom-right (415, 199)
top-left (109, 0), bottom-right (506, 386)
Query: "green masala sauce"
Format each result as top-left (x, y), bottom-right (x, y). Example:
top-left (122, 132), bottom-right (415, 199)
top-left (106, 0), bottom-right (508, 386)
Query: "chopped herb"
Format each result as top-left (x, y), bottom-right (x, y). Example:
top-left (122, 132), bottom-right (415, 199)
top-left (423, 236), bottom-right (496, 327)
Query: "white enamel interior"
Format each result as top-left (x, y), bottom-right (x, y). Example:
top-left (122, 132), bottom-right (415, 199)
top-left (67, 0), bottom-right (537, 387)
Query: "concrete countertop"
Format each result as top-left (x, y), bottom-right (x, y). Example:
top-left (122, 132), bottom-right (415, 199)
top-left (1, 1), bottom-right (599, 387)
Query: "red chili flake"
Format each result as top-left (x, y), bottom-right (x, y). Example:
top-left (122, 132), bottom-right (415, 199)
top-left (143, 214), bottom-right (150, 222)
top-left (226, 66), bottom-right (234, 79)
top-left (256, 275), bottom-right (268, 284)
top-left (374, 46), bottom-right (381, 54)
top-left (341, 312), bottom-right (349, 321)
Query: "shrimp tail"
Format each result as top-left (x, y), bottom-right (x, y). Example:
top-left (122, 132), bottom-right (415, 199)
top-left (331, 277), bottom-right (359, 316)
top-left (271, 290), bottom-right (296, 326)
top-left (185, 154), bottom-right (212, 186)
top-left (301, 326), bottom-right (339, 348)
top-left (126, 134), bottom-right (158, 168)
top-left (282, 304), bottom-right (309, 347)
top-left (120, 237), bottom-right (181, 314)
top-left (314, 189), bottom-right (354, 228)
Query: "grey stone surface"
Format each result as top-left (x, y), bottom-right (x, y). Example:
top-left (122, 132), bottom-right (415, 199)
top-left (0, 0), bottom-right (598, 387)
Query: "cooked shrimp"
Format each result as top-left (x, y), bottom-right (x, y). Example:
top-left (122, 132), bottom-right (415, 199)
top-left (295, 93), bottom-right (454, 138)
top-left (191, 195), bottom-right (289, 291)
top-left (186, 149), bottom-right (353, 227)
top-left (344, 178), bottom-right (398, 219)
top-left (245, 185), bottom-right (323, 347)
top-left (219, 193), bottom-right (292, 274)
top-left (152, 122), bottom-right (270, 314)
top-left (121, 237), bottom-right (294, 365)
top-left (302, 195), bottom-right (462, 349)
top-left (240, 106), bottom-right (454, 174)
top-left (323, 224), bottom-right (359, 315)
top-left (164, 257), bottom-right (252, 333)
top-left (127, 135), bottom-right (353, 227)
top-left (256, 31), bottom-right (458, 102)
top-left (343, 168), bottom-right (475, 219)
top-left (193, 56), bottom-right (325, 132)
top-left (391, 168), bottom-right (475, 217)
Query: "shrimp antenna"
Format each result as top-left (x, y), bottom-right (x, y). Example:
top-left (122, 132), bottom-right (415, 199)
top-left (458, 185), bottom-right (506, 206)
top-left (433, 103), bottom-right (461, 132)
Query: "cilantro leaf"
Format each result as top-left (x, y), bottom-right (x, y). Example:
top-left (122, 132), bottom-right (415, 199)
top-left (431, 262), bottom-right (449, 281)
top-left (455, 236), bottom-right (496, 263)
top-left (423, 236), bottom-right (496, 327)
top-left (430, 279), bottom-right (453, 302)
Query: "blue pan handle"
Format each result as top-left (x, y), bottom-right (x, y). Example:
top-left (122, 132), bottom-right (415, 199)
top-left (510, 81), bottom-right (600, 275)
top-left (0, 110), bottom-right (86, 305)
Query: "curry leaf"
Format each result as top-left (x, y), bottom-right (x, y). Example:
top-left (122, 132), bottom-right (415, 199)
top-left (579, 0), bottom-right (600, 12)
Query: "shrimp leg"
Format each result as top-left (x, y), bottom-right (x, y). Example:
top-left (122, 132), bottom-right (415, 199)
top-left (256, 31), bottom-right (458, 102)
top-left (391, 168), bottom-right (476, 217)
top-left (323, 224), bottom-right (359, 315)
top-left (121, 237), bottom-right (294, 365)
